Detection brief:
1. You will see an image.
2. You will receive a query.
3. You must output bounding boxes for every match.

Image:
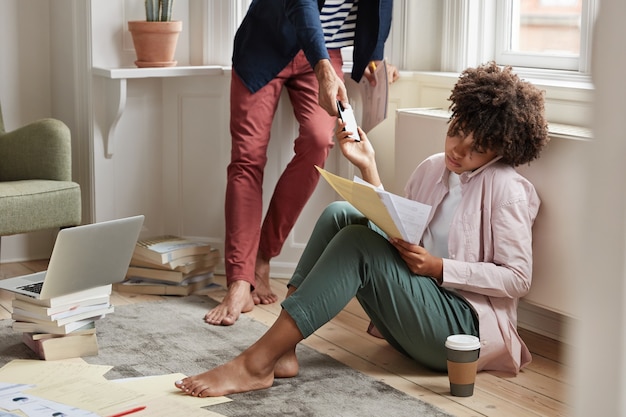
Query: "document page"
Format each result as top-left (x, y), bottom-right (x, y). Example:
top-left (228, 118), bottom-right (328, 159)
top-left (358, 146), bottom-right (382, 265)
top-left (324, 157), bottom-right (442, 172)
top-left (376, 192), bottom-right (431, 244)
top-left (317, 167), bottom-right (431, 244)
top-left (358, 59), bottom-right (388, 133)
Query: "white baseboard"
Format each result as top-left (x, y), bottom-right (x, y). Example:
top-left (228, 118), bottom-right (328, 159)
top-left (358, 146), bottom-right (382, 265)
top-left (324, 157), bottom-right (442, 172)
top-left (0, 231), bottom-right (56, 263)
top-left (518, 300), bottom-right (574, 345)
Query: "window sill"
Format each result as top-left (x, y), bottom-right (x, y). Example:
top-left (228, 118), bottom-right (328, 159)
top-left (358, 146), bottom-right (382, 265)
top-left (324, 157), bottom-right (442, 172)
top-left (398, 68), bottom-right (594, 128)
top-left (92, 65), bottom-right (226, 79)
top-left (400, 108), bottom-right (592, 142)
top-left (400, 67), bottom-right (593, 91)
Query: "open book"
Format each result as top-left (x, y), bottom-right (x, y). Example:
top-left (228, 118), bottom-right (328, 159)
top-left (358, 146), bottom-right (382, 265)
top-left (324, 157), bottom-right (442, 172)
top-left (316, 167), bottom-right (432, 244)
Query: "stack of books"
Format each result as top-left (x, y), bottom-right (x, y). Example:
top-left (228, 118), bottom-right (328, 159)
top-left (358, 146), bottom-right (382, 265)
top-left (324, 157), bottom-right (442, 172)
top-left (114, 235), bottom-right (220, 296)
top-left (11, 285), bottom-right (113, 360)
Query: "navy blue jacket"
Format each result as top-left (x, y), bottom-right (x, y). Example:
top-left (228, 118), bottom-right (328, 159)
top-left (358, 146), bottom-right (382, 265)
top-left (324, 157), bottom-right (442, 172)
top-left (232, 0), bottom-right (393, 93)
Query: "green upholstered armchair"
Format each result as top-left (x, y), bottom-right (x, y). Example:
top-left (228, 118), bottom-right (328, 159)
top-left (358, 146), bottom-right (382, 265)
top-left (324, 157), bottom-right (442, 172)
top-left (0, 102), bottom-right (81, 237)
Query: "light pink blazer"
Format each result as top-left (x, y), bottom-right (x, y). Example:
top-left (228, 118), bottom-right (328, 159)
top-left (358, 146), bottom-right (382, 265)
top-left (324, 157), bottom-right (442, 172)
top-left (405, 153), bottom-right (539, 374)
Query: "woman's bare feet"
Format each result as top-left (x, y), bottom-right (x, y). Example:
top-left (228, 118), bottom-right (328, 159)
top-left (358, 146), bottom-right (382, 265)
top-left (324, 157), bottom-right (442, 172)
top-left (177, 309), bottom-right (304, 396)
top-left (204, 280), bottom-right (255, 326)
top-left (174, 350), bottom-right (299, 397)
top-left (175, 353), bottom-right (275, 397)
top-left (251, 255), bottom-right (278, 305)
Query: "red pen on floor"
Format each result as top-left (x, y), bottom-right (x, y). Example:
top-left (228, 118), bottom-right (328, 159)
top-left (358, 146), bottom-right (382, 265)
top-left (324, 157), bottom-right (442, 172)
top-left (106, 405), bottom-right (146, 417)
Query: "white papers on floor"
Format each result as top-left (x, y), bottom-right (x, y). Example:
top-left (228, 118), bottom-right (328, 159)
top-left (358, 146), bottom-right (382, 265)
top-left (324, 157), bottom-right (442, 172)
top-left (0, 381), bottom-right (99, 417)
top-left (0, 359), bottom-right (230, 417)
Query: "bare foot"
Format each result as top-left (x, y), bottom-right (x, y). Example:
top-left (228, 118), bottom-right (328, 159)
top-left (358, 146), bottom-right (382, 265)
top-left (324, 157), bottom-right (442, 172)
top-left (204, 280), bottom-right (254, 326)
top-left (174, 350), bottom-right (299, 397)
top-left (175, 353), bottom-right (275, 397)
top-left (181, 308), bottom-right (304, 396)
top-left (251, 255), bottom-right (278, 305)
top-left (273, 350), bottom-right (299, 378)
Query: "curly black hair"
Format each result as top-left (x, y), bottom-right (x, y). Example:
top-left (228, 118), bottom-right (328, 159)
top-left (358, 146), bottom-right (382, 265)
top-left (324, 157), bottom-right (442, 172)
top-left (447, 62), bottom-right (549, 166)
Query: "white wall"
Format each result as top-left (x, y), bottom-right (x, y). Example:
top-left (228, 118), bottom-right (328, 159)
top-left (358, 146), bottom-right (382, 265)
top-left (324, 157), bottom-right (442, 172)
top-left (570, 0), bottom-right (626, 414)
top-left (0, 0), bottom-right (58, 261)
top-left (0, 1), bottom-right (51, 123)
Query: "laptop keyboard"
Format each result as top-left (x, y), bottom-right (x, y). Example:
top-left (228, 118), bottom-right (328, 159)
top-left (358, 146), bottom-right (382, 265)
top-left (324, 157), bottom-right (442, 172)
top-left (17, 282), bottom-right (43, 294)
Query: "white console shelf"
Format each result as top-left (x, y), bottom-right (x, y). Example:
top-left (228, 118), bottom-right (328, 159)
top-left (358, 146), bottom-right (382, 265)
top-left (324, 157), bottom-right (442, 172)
top-left (92, 66), bottom-right (226, 157)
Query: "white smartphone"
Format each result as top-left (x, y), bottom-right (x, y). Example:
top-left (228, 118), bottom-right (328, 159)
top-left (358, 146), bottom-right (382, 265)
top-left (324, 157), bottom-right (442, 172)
top-left (337, 100), bottom-right (360, 142)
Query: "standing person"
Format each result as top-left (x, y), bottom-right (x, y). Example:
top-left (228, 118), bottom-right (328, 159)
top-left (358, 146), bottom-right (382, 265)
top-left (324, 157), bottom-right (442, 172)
top-left (206, 0), bottom-right (399, 326)
top-left (176, 62), bottom-right (550, 397)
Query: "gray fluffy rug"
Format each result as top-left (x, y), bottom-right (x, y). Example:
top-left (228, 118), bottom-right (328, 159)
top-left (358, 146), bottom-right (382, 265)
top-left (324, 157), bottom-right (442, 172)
top-left (0, 296), bottom-right (452, 417)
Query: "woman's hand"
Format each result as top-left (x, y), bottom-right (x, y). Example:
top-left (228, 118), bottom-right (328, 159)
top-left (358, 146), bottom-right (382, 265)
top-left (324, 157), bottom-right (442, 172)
top-left (336, 121), bottom-right (373, 166)
top-left (335, 121), bottom-right (381, 186)
top-left (390, 238), bottom-right (443, 281)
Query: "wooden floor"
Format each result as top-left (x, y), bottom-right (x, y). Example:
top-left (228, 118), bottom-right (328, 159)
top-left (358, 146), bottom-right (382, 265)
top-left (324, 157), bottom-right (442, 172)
top-left (0, 260), bottom-right (569, 417)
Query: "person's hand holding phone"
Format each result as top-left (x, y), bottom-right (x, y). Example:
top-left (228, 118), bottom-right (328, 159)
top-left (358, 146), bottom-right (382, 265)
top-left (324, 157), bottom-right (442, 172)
top-left (336, 100), bottom-right (360, 142)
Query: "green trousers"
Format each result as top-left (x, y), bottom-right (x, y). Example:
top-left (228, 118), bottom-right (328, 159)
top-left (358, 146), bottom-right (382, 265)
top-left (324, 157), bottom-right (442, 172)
top-left (282, 201), bottom-right (478, 372)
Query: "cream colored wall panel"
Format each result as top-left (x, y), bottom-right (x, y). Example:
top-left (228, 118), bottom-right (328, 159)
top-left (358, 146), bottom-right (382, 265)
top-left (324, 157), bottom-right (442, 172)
top-left (91, 78), bottom-right (165, 234)
top-left (161, 76), bottom-right (230, 244)
top-left (515, 136), bottom-right (590, 318)
top-left (394, 110), bottom-right (448, 194)
top-left (179, 95), bottom-right (229, 238)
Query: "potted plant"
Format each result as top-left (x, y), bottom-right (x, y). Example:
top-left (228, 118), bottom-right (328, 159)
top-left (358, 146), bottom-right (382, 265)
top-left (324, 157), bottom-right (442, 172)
top-left (128, 0), bottom-right (182, 68)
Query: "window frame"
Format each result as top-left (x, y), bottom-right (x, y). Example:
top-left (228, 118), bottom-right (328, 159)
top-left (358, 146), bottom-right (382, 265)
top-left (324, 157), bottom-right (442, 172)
top-left (439, 0), bottom-right (597, 82)
top-left (494, 0), bottom-right (597, 73)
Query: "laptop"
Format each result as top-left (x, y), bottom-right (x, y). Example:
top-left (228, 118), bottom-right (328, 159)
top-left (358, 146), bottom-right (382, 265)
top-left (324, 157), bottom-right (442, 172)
top-left (0, 215), bottom-right (144, 300)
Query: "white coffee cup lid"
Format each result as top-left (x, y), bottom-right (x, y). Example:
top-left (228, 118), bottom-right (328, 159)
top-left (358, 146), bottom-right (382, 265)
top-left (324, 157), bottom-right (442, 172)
top-left (445, 334), bottom-right (481, 350)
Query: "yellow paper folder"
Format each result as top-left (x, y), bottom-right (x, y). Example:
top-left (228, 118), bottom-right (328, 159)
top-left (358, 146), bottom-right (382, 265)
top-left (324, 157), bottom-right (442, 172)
top-left (316, 167), bottom-right (431, 244)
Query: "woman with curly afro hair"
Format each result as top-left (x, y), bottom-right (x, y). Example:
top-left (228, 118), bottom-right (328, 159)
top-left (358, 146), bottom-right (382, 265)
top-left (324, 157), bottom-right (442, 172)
top-left (176, 62), bottom-right (550, 398)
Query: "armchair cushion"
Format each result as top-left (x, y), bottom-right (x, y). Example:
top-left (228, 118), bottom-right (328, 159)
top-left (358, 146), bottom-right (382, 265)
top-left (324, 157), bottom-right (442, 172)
top-left (0, 180), bottom-right (81, 235)
top-left (0, 112), bottom-right (81, 236)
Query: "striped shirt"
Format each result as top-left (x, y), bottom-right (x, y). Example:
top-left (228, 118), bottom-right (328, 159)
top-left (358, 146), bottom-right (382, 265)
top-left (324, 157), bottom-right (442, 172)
top-left (320, 0), bottom-right (358, 49)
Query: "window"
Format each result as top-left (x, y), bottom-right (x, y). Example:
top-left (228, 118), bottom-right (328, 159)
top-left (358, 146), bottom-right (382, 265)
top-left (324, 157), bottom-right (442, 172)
top-left (436, 0), bottom-right (598, 76)
top-left (495, 0), bottom-right (597, 72)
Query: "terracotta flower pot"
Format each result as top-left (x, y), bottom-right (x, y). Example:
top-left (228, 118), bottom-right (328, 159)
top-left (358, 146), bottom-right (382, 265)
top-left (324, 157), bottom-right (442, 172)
top-left (128, 20), bottom-right (182, 68)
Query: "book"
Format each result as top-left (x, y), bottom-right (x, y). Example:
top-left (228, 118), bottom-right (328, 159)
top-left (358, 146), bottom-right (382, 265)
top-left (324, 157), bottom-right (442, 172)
top-left (12, 318), bottom-right (98, 335)
top-left (12, 305), bottom-right (114, 327)
top-left (125, 264), bottom-right (215, 285)
top-left (130, 248), bottom-right (220, 273)
top-left (11, 294), bottom-right (112, 317)
top-left (12, 301), bottom-right (111, 323)
top-left (113, 273), bottom-right (215, 296)
top-left (30, 326), bottom-right (97, 340)
top-left (22, 331), bottom-right (98, 360)
top-left (316, 166), bottom-right (432, 244)
top-left (13, 284), bottom-right (112, 307)
top-left (133, 235), bottom-right (215, 264)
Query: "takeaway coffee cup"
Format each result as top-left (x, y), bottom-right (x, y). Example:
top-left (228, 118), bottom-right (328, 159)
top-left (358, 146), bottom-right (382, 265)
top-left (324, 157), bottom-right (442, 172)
top-left (445, 334), bottom-right (481, 397)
